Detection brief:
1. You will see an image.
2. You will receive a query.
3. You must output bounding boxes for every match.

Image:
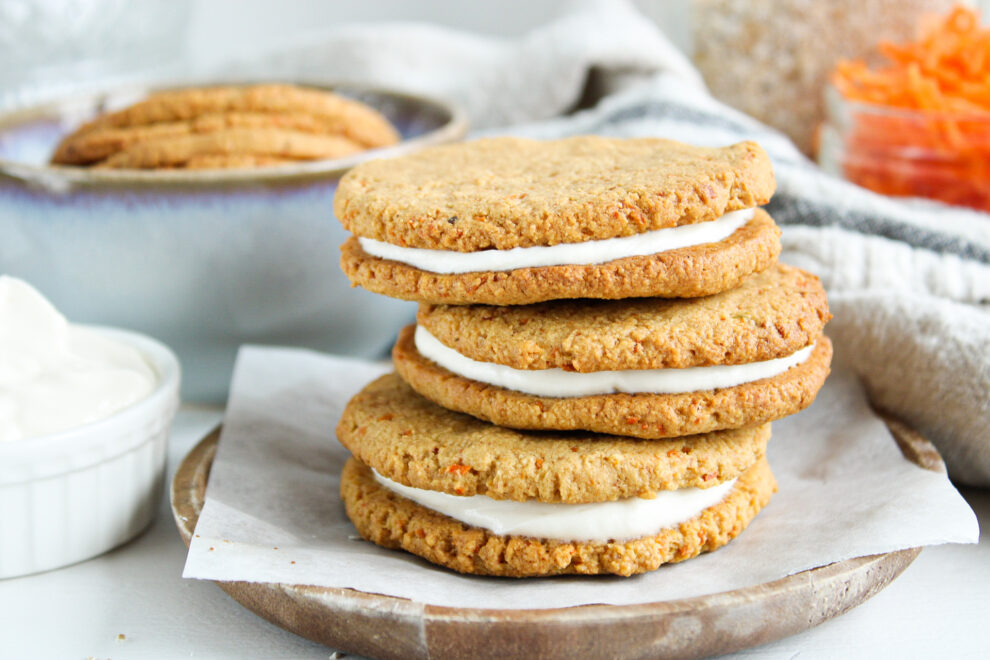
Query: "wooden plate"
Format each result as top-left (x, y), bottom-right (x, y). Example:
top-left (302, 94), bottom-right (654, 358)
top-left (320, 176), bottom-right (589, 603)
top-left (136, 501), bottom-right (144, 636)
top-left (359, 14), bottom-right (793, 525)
top-left (171, 418), bottom-right (941, 660)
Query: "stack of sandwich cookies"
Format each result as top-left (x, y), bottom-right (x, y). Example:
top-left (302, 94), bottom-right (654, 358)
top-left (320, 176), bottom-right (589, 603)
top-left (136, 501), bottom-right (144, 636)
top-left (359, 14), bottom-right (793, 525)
top-left (334, 136), bottom-right (831, 578)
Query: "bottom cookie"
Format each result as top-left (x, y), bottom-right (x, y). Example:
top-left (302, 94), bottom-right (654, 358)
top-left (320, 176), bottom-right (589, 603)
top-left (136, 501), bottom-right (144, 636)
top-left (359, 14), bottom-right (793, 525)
top-left (341, 455), bottom-right (776, 578)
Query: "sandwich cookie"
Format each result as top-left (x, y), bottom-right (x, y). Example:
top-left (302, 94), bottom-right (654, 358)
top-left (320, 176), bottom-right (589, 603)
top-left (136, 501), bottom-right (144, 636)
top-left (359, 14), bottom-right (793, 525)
top-left (338, 374), bottom-right (776, 577)
top-left (336, 136), bottom-right (780, 304)
top-left (394, 264), bottom-right (832, 439)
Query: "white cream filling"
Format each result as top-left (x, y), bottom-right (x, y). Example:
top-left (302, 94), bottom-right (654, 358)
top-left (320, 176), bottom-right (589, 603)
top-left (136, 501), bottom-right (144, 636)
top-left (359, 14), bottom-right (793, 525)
top-left (415, 326), bottom-right (815, 398)
top-left (373, 470), bottom-right (737, 542)
top-left (359, 208), bottom-right (755, 274)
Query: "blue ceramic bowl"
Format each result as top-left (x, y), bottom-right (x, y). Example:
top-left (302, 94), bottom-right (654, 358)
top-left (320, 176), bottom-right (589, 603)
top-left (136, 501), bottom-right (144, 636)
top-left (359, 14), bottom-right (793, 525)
top-left (0, 83), bottom-right (467, 401)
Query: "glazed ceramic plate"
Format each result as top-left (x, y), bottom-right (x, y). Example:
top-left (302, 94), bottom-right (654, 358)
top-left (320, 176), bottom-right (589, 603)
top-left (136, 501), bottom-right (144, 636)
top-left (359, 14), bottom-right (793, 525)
top-left (171, 416), bottom-right (939, 660)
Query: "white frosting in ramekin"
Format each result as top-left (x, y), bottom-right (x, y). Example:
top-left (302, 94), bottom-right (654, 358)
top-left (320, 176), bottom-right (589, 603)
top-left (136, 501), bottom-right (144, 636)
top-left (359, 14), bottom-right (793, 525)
top-left (0, 276), bottom-right (157, 442)
top-left (373, 470), bottom-right (737, 542)
top-left (414, 325), bottom-right (815, 397)
top-left (359, 208), bottom-right (755, 274)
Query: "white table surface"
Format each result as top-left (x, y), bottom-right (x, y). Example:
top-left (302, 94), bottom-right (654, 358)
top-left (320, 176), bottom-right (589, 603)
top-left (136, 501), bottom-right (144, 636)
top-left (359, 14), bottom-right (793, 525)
top-left (1, 406), bottom-right (987, 660)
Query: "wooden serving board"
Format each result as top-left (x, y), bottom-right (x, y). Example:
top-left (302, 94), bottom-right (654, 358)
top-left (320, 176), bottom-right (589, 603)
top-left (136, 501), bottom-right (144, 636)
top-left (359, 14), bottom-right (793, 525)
top-left (171, 418), bottom-right (941, 660)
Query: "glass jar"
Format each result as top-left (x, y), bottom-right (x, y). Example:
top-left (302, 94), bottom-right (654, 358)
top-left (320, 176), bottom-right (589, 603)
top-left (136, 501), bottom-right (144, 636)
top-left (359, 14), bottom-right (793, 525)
top-left (691, 0), bottom-right (959, 156)
top-left (819, 85), bottom-right (990, 212)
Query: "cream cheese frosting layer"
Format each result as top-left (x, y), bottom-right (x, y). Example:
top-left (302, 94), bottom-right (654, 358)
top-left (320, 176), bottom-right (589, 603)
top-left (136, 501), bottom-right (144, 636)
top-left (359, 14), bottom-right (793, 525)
top-left (358, 208), bottom-right (755, 274)
top-left (373, 469), bottom-right (738, 542)
top-left (415, 325), bottom-right (815, 397)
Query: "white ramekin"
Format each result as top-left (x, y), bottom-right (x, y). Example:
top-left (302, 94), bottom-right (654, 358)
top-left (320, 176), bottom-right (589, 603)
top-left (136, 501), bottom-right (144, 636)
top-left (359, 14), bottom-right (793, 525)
top-left (0, 327), bottom-right (180, 578)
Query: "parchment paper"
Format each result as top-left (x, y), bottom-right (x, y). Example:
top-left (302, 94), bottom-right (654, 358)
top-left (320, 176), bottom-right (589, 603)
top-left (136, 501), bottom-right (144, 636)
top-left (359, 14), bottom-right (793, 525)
top-left (183, 346), bottom-right (978, 609)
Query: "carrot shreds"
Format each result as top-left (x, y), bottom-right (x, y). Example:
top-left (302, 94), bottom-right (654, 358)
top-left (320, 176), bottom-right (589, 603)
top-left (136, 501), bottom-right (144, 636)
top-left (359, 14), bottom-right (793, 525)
top-left (828, 5), bottom-right (990, 211)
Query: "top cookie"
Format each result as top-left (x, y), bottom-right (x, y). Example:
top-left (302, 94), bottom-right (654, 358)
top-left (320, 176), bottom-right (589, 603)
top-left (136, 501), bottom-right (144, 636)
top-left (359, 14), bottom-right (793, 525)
top-left (335, 136), bottom-right (775, 251)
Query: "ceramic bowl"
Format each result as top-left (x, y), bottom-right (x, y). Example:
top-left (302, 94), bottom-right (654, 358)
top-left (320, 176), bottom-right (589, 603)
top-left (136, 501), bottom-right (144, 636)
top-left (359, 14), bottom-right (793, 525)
top-left (0, 82), bottom-right (468, 400)
top-left (0, 327), bottom-right (180, 578)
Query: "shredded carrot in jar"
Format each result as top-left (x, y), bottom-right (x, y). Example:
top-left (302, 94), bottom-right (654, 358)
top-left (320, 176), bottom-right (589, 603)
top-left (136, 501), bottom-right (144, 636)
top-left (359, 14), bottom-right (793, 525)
top-left (829, 5), bottom-right (990, 211)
